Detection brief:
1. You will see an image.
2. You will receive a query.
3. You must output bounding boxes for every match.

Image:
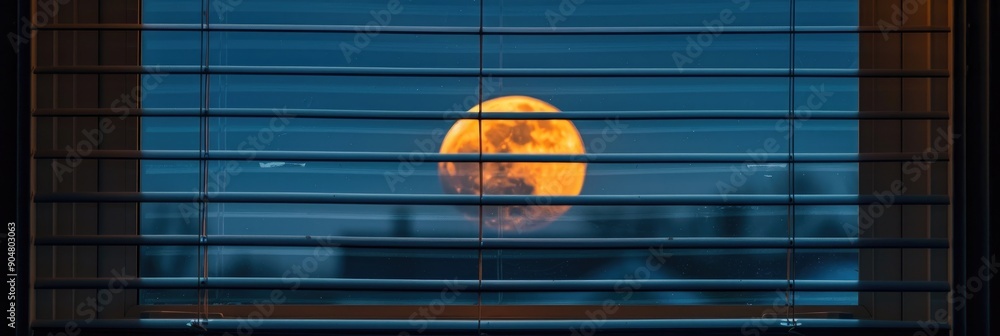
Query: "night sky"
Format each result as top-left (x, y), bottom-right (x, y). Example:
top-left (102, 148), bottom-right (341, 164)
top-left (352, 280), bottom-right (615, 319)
top-left (138, 0), bottom-right (860, 306)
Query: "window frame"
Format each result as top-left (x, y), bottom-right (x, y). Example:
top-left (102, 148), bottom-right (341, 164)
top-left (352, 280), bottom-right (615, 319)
top-left (16, 0), bottom-right (997, 335)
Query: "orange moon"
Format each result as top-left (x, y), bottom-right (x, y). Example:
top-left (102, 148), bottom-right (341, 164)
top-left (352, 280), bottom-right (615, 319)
top-left (438, 96), bottom-right (587, 232)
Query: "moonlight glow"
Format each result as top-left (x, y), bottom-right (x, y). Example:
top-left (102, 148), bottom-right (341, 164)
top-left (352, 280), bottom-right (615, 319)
top-left (438, 95), bottom-right (586, 232)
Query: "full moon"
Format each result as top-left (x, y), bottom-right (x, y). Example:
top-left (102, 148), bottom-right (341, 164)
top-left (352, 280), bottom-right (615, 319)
top-left (438, 95), bottom-right (587, 232)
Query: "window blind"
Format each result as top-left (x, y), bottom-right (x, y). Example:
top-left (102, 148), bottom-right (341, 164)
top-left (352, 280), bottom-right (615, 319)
top-left (30, 0), bottom-right (953, 335)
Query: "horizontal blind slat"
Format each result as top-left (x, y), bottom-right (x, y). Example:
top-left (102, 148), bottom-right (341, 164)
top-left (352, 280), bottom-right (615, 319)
top-left (32, 192), bottom-right (951, 205)
top-left (33, 66), bottom-right (950, 77)
top-left (32, 150), bottom-right (950, 163)
top-left (34, 278), bottom-right (950, 292)
top-left (31, 23), bottom-right (951, 34)
top-left (32, 108), bottom-right (951, 120)
top-left (33, 235), bottom-right (949, 249)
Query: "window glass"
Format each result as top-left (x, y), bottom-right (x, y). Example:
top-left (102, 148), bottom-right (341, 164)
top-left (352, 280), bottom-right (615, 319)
top-left (140, 0), bottom-right (860, 306)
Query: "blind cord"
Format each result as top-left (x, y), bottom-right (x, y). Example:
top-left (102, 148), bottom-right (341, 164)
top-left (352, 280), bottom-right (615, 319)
top-left (477, 0), bottom-right (486, 334)
top-left (787, 0), bottom-right (798, 331)
top-left (194, 0), bottom-right (212, 330)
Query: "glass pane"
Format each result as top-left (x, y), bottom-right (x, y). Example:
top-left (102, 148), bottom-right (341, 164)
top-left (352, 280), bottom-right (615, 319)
top-left (484, 34), bottom-right (790, 70)
top-left (208, 0), bottom-right (481, 26)
top-left (483, 248), bottom-right (789, 305)
top-left (207, 75), bottom-right (478, 111)
top-left (136, 0), bottom-right (869, 309)
top-left (205, 204), bottom-right (479, 238)
top-left (795, 34), bottom-right (859, 69)
top-left (208, 32), bottom-right (479, 68)
top-left (484, 205), bottom-right (790, 238)
top-left (142, 31), bottom-right (202, 66)
top-left (795, 0), bottom-right (859, 26)
top-left (484, 77), bottom-right (791, 110)
top-left (143, 0), bottom-right (201, 24)
top-left (485, 0), bottom-right (790, 27)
